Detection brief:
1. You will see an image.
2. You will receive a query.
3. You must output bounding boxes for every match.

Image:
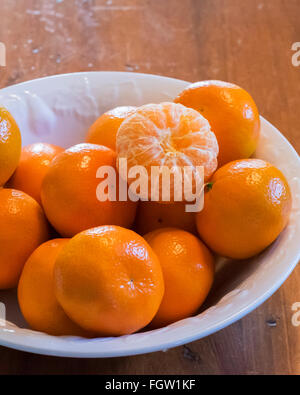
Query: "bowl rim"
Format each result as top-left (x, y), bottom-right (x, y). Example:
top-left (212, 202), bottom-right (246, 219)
top-left (0, 71), bottom-right (299, 358)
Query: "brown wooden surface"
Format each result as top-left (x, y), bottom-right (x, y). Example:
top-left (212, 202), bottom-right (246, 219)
top-left (0, 0), bottom-right (300, 375)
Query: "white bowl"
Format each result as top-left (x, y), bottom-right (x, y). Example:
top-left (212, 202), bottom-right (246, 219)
top-left (0, 72), bottom-right (299, 358)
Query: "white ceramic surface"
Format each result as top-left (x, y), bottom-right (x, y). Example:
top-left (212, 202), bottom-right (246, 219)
top-left (0, 72), bottom-right (299, 358)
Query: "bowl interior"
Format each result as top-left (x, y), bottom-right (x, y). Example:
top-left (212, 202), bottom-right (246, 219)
top-left (0, 72), bottom-right (299, 358)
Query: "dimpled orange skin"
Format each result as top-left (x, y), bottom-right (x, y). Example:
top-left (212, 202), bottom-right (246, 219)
top-left (0, 107), bottom-right (22, 186)
top-left (41, 143), bottom-right (138, 237)
top-left (0, 189), bottom-right (49, 289)
top-left (86, 106), bottom-right (136, 151)
top-left (135, 201), bottom-right (197, 235)
top-left (196, 159), bottom-right (292, 260)
top-left (174, 80), bottom-right (260, 166)
top-left (144, 228), bottom-right (214, 328)
top-left (8, 143), bottom-right (63, 205)
top-left (54, 225), bottom-right (165, 336)
top-left (18, 239), bottom-right (89, 337)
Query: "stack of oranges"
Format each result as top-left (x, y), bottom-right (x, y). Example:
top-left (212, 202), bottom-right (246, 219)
top-left (0, 80), bottom-right (292, 337)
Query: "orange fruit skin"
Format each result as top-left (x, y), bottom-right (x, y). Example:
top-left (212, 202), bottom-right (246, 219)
top-left (174, 80), bottom-right (260, 166)
top-left (54, 225), bottom-right (165, 336)
top-left (18, 239), bottom-right (89, 336)
top-left (8, 143), bottom-right (63, 205)
top-left (41, 143), bottom-right (138, 237)
top-left (135, 201), bottom-right (197, 235)
top-left (0, 107), bottom-right (22, 186)
top-left (0, 189), bottom-right (50, 289)
top-left (144, 228), bottom-right (214, 328)
top-left (196, 159), bottom-right (292, 259)
top-left (86, 106), bottom-right (136, 151)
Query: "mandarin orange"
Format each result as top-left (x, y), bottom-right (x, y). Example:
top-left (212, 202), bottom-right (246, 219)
top-left (196, 159), bottom-right (292, 259)
top-left (116, 102), bottom-right (219, 203)
top-left (8, 142), bottom-right (63, 204)
top-left (54, 225), bottom-right (164, 336)
top-left (144, 228), bottom-right (214, 328)
top-left (86, 106), bottom-right (136, 151)
top-left (41, 143), bottom-right (137, 237)
top-left (0, 188), bottom-right (49, 289)
top-left (18, 239), bottom-right (89, 336)
top-left (135, 201), bottom-right (197, 235)
top-left (175, 80), bottom-right (260, 166)
top-left (0, 107), bottom-right (21, 186)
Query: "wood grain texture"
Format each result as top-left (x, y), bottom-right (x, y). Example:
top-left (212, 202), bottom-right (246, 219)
top-left (0, 0), bottom-right (299, 375)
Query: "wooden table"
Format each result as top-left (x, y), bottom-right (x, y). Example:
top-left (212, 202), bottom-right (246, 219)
top-left (0, 0), bottom-right (299, 375)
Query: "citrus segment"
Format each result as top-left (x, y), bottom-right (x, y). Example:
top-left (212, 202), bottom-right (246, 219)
top-left (116, 102), bottom-right (219, 202)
